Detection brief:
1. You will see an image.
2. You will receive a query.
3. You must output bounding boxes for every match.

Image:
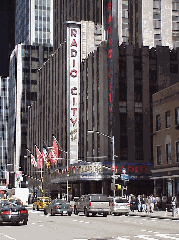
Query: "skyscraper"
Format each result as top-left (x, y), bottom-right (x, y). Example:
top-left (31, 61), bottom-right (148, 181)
top-left (15, 0), bottom-right (53, 46)
top-left (129, 0), bottom-right (179, 49)
top-left (0, 0), bottom-right (15, 76)
top-left (0, 77), bottom-right (9, 186)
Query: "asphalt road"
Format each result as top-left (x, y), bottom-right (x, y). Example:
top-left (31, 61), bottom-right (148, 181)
top-left (0, 209), bottom-right (179, 240)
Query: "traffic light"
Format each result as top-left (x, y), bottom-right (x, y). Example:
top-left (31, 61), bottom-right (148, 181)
top-left (115, 184), bottom-right (121, 190)
top-left (67, 170), bottom-right (70, 176)
top-left (46, 160), bottom-right (51, 169)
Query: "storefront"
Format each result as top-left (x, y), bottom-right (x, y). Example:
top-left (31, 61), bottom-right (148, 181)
top-left (151, 167), bottom-right (179, 199)
top-left (50, 161), bottom-right (153, 200)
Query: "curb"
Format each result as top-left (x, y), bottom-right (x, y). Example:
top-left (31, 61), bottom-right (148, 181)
top-left (128, 212), bottom-right (179, 220)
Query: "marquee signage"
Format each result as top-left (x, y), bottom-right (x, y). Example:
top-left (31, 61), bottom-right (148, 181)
top-left (51, 162), bottom-right (152, 180)
top-left (67, 23), bottom-right (80, 164)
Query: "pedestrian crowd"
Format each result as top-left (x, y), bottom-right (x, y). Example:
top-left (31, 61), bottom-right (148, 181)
top-left (129, 194), bottom-right (157, 213)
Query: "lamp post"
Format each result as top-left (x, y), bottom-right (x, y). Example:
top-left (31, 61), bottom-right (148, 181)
top-left (87, 130), bottom-right (116, 197)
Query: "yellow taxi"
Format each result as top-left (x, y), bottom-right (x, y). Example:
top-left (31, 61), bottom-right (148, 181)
top-left (33, 197), bottom-right (51, 211)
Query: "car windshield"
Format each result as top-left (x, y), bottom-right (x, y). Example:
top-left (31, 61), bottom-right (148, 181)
top-left (90, 195), bottom-right (109, 202)
top-left (55, 200), bottom-right (68, 205)
top-left (115, 198), bottom-right (128, 203)
top-left (41, 199), bottom-right (49, 203)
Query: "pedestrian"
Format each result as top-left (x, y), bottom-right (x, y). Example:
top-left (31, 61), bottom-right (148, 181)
top-left (137, 195), bottom-right (141, 212)
top-left (141, 194), bottom-right (146, 212)
top-left (145, 196), bottom-right (150, 213)
top-left (150, 195), bottom-right (154, 213)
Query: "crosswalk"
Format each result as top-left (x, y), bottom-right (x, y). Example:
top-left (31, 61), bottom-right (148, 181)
top-left (74, 233), bottom-right (179, 240)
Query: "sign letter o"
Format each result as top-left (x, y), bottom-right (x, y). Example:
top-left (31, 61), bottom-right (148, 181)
top-left (140, 166), bottom-right (147, 173)
top-left (70, 69), bottom-right (77, 78)
top-left (128, 166), bottom-right (133, 173)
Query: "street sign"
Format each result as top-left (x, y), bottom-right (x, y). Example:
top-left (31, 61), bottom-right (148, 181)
top-left (121, 174), bottom-right (129, 180)
top-left (122, 168), bottom-right (126, 174)
top-left (111, 175), bottom-right (119, 179)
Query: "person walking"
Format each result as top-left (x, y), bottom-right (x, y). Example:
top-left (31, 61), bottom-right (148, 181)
top-left (145, 196), bottom-right (150, 213)
top-left (150, 195), bottom-right (155, 213)
top-left (141, 194), bottom-right (146, 212)
top-left (137, 195), bottom-right (141, 212)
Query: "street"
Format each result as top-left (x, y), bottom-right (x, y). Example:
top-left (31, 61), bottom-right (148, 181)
top-left (0, 208), bottom-right (179, 240)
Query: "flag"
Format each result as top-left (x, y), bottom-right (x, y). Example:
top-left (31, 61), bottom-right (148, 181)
top-left (49, 138), bottom-right (60, 165)
top-left (30, 153), bottom-right (37, 167)
top-left (36, 146), bottom-right (43, 169)
top-left (42, 142), bottom-right (49, 163)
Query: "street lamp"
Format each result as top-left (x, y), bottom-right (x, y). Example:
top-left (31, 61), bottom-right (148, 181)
top-left (87, 130), bottom-right (116, 197)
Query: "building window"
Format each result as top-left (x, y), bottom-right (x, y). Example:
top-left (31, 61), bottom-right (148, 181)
top-left (157, 146), bottom-right (162, 165)
top-left (156, 114), bottom-right (161, 131)
top-left (175, 107), bottom-right (179, 125)
top-left (165, 111), bottom-right (170, 128)
top-left (170, 63), bottom-right (178, 73)
top-left (176, 141), bottom-right (179, 162)
top-left (166, 144), bottom-right (171, 164)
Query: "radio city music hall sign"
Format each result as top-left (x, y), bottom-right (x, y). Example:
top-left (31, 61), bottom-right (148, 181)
top-left (67, 23), bottom-right (80, 164)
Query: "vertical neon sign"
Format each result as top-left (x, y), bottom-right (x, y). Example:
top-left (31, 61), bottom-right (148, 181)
top-left (108, 1), bottom-right (113, 113)
top-left (67, 23), bottom-right (80, 164)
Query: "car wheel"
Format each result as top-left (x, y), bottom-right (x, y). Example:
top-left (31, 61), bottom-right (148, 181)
top-left (114, 213), bottom-right (117, 216)
top-left (68, 212), bottom-right (71, 216)
top-left (44, 209), bottom-right (48, 215)
top-left (74, 207), bottom-right (78, 215)
top-left (84, 208), bottom-right (89, 217)
top-left (13, 221), bottom-right (19, 226)
top-left (61, 212), bottom-right (63, 216)
top-left (92, 213), bottom-right (96, 217)
top-left (103, 213), bottom-right (107, 217)
top-left (37, 206), bottom-right (39, 211)
top-left (51, 210), bottom-right (55, 216)
top-left (23, 219), bottom-right (27, 225)
top-left (33, 206), bottom-right (35, 210)
top-left (125, 213), bottom-right (128, 216)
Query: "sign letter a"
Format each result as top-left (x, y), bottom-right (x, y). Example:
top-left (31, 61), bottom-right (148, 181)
top-left (71, 39), bottom-right (77, 47)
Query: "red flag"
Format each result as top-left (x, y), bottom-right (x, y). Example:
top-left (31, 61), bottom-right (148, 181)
top-left (30, 153), bottom-right (37, 167)
top-left (49, 138), bottom-right (60, 165)
top-left (36, 146), bottom-right (43, 169)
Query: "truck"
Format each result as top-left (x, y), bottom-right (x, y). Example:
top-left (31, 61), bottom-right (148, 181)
top-left (15, 188), bottom-right (29, 206)
top-left (74, 194), bottom-right (110, 217)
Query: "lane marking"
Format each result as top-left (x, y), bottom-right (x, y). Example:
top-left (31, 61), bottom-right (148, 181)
top-left (0, 232), bottom-right (16, 240)
top-left (134, 235), bottom-right (158, 240)
top-left (116, 237), bottom-right (131, 240)
top-left (156, 234), bottom-right (179, 239)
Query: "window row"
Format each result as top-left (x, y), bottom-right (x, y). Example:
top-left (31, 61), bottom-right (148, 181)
top-left (156, 110), bottom-right (170, 131)
top-left (157, 141), bottom-right (179, 165)
top-left (156, 108), bottom-right (179, 131)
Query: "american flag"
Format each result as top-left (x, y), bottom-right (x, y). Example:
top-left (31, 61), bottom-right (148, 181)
top-left (42, 142), bottom-right (49, 163)
top-left (30, 153), bottom-right (37, 167)
top-left (36, 146), bottom-right (43, 169)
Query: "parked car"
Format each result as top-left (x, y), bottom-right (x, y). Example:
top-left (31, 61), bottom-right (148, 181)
top-left (0, 200), bottom-right (28, 225)
top-left (44, 199), bottom-right (73, 216)
top-left (74, 194), bottom-right (110, 217)
top-left (110, 197), bottom-right (130, 216)
top-left (33, 197), bottom-right (50, 211)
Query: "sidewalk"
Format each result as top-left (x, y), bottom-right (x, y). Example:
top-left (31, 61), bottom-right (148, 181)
top-left (128, 209), bottom-right (179, 220)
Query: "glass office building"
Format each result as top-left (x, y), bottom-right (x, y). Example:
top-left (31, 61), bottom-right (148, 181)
top-left (15, 0), bottom-right (53, 46)
top-left (0, 77), bottom-right (9, 180)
